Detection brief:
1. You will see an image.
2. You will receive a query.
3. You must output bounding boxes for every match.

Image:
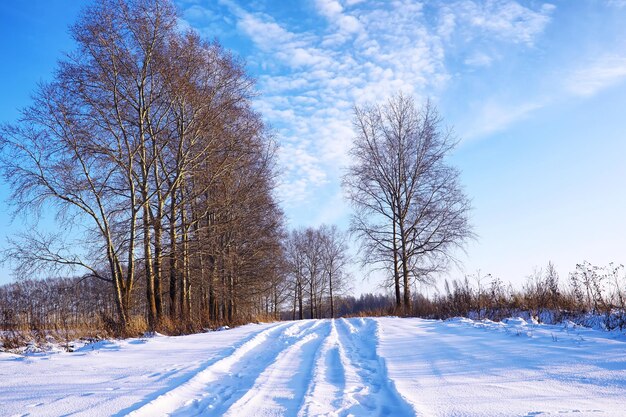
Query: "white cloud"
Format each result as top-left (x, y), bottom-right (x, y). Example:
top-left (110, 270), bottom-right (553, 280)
top-left (178, 0), bottom-right (558, 215)
top-left (237, 14), bottom-right (293, 51)
top-left (183, 4), bottom-right (214, 21)
top-left (315, 0), bottom-right (362, 36)
top-left (317, 0), bottom-right (343, 16)
top-left (464, 99), bottom-right (546, 140)
top-left (464, 51), bottom-right (494, 67)
top-left (607, 0), bottom-right (626, 7)
top-left (437, 8), bottom-right (457, 41)
top-left (314, 0), bottom-right (363, 47)
top-left (458, 0), bottom-right (555, 45)
top-left (219, 0), bottom-right (333, 70)
top-left (461, 53), bottom-right (626, 141)
top-left (230, 1), bottom-right (451, 206)
top-left (565, 55), bottom-right (626, 97)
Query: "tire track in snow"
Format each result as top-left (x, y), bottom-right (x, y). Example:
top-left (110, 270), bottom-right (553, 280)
top-left (297, 318), bottom-right (350, 417)
top-left (332, 318), bottom-right (417, 417)
top-left (112, 323), bottom-right (286, 416)
top-left (126, 320), bottom-right (315, 417)
top-left (220, 319), bottom-right (331, 417)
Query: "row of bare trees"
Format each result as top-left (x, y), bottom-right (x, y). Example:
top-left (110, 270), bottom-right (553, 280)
top-left (284, 225), bottom-right (350, 320)
top-left (5, 260), bottom-right (623, 337)
top-left (0, 0), bottom-right (283, 333)
top-left (0, 87), bottom-right (475, 333)
top-left (0, 278), bottom-right (114, 334)
top-left (0, 278), bottom-right (112, 349)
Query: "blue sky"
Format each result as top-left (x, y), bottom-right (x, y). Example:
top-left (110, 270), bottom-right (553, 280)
top-left (1, 0), bottom-right (626, 291)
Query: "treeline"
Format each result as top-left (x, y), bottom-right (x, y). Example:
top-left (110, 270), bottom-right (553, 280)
top-left (0, 277), bottom-right (113, 349)
top-left (334, 293), bottom-right (395, 317)
top-left (0, 277), bottom-right (113, 333)
top-left (283, 225), bottom-right (350, 320)
top-left (0, 0), bottom-right (283, 334)
top-left (2, 259), bottom-right (626, 349)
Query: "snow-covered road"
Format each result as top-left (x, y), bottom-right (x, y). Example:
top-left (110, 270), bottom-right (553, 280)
top-left (2, 317), bottom-right (626, 416)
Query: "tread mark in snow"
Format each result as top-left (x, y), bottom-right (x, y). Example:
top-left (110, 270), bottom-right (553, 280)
top-left (114, 323), bottom-right (288, 416)
top-left (334, 318), bottom-right (417, 417)
top-left (113, 319), bottom-right (418, 417)
top-left (297, 318), bottom-right (347, 416)
top-left (125, 321), bottom-right (313, 417)
top-left (222, 319), bottom-right (331, 417)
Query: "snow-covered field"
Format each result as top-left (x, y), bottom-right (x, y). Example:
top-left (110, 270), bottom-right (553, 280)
top-left (1, 317), bottom-right (626, 417)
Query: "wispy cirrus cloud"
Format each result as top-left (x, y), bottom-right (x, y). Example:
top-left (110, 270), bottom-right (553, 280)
top-left (464, 99), bottom-right (547, 140)
top-left (565, 55), bottom-right (626, 97)
top-left (607, 0), bottom-right (626, 7)
top-left (462, 51), bottom-right (626, 141)
top-left (464, 51), bottom-right (494, 67)
top-left (177, 0), bottom-right (557, 222)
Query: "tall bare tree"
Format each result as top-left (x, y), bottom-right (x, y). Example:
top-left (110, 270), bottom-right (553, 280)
top-left (319, 224), bottom-right (350, 318)
top-left (344, 93), bottom-right (472, 313)
top-left (285, 229), bottom-right (306, 320)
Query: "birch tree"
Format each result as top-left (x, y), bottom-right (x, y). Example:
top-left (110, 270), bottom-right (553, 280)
top-left (319, 224), bottom-right (350, 318)
top-left (343, 93), bottom-right (472, 313)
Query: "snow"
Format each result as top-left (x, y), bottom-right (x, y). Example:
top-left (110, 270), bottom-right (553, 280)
top-left (377, 317), bottom-right (626, 416)
top-left (1, 318), bottom-right (626, 416)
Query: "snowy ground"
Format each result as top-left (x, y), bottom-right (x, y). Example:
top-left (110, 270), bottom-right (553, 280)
top-left (1, 317), bottom-right (626, 417)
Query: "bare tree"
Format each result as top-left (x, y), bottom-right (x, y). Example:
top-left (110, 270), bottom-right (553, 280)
top-left (343, 93), bottom-right (472, 313)
top-left (302, 228), bottom-right (324, 319)
top-left (285, 229), bottom-right (307, 320)
top-left (319, 224), bottom-right (350, 318)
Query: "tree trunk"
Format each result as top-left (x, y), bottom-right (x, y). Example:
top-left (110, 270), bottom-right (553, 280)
top-left (391, 209), bottom-right (402, 309)
top-left (108, 247), bottom-right (128, 330)
top-left (298, 279), bottom-right (304, 320)
top-left (399, 223), bottom-right (411, 315)
top-left (208, 256), bottom-right (217, 321)
top-left (168, 186), bottom-right (178, 319)
top-left (153, 205), bottom-right (163, 321)
top-left (180, 202), bottom-right (190, 322)
top-left (143, 199), bottom-right (157, 330)
top-left (309, 275), bottom-right (314, 319)
top-left (329, 271), bottom-right (334, 319)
